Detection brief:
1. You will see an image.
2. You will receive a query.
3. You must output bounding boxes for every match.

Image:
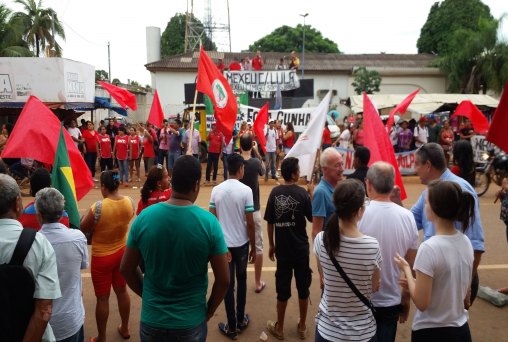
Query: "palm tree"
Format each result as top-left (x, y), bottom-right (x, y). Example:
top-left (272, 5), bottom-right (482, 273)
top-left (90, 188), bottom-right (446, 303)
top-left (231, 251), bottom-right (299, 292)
top-left (11, 0), bottom-right (65, 57)
top-left (0, 4), bottom-right (32, 56)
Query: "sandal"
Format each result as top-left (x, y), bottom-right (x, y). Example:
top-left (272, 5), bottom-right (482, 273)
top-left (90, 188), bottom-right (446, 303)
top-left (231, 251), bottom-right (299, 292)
top-left (255, 281), bottom-right (266, 293)
top-left (218, 322), bottom-right (238, 340)
top-left (297, 323), bottom-right (307, 340)
top-left (266, 320), bottom-right (284, 340)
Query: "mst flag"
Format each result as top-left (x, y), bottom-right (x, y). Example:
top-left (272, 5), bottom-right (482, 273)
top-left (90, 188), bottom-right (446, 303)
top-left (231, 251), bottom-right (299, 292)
top-left (286, 90), bottom-right (332, 178)
top-left (147, 90), bottom-right (165, 128)
top-left (452, 100), bottom-right (490, 134)
top-left (363, 93), bottom-right (407, 200)
top-left (487, 81), bottom-right (508, 153)
top-left (98, 81), bottom-right (137, 110)
top-left (386, 89), bottom-right (420, 132)
top-left (52, 125), bottom-right (80, 228)
top-left (1, 96), bottom-right (93, 200)
top-left (196, 47), bottom-right (237, 143)
top-left (254, 102), bottom-right (269, 153)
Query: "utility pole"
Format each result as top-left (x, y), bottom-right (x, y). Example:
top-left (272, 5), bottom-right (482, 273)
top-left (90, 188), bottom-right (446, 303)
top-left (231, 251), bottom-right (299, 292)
top-left (299, 13), bottom-right (309, 79)
top-left (108, 42), bottom-right (111, 82)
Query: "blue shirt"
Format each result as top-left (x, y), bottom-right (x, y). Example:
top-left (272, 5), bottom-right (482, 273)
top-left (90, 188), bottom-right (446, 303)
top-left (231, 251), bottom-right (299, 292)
top-left (312, 178), bottom-right (335, 230)
top-left (410, 169), bottom-right (485, 252)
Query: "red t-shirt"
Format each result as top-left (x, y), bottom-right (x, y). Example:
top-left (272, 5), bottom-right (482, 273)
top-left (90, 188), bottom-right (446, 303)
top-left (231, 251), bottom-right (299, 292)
top-left (229, 62), bottom-right (242, 71)
top-left (18, 202), bottom-right (70, 230)
top-left (143, 136), bottom-right (155, 158)
top-left (115, 135), bottom-right (129, 160)
top-left (322, 128), bottom-right (332, 145)
top-left (129, 135), bottom-right (141, 159)
top-left (208, 131), bottom-right (223, 153)
top-left (136, 188), bottom-right (172, 215)
top-left (82, 130), bottom-right (97, 153)
top-left (97, 134), bottom-right (112, 158)
top-left (284, 132), bottom-right (295, 148)
top-left (252, 57), bottom-right (263, 70)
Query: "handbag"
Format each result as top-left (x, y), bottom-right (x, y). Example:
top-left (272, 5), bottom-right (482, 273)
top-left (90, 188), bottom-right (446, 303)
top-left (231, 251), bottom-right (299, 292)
top-left (328, 251), bottom-right (376, 313)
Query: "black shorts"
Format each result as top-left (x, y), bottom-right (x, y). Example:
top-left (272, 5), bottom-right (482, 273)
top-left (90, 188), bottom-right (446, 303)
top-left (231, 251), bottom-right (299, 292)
top-left (412, 322), bottom-right (471, 342)
top-left (275, 255), bottom-right (312, 301)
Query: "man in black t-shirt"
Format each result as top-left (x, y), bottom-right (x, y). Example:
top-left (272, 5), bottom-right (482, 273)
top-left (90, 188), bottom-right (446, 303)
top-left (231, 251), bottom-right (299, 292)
top-left (239, 135), bottom-right (266, 293)
top-left (264, 157), bottom-right (313, 340)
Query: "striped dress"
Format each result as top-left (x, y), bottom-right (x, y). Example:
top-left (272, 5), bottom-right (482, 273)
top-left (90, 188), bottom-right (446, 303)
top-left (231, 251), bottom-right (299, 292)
top-left (314, 231), bottom-right (382, 341)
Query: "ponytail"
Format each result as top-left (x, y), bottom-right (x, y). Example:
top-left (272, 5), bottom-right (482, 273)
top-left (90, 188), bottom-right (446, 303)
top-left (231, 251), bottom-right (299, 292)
top-left (457, 191), bottom-right (475, 232)
top-left (324, 213), bottom-right (341, 257)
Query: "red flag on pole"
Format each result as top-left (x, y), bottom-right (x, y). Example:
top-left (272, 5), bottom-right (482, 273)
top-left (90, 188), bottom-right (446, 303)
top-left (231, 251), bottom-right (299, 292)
top-left (254, 102), bottom-right (269, 153)
top-left (196, 47), bottom-right (237, 143)
top-left (147, 90), bottom-right (165, 128)
top-left (1, 96), bottom-right (93, 200)
top-left (386, 89), bottom-right (420, 132)
top-left (487, 81), bottom-right (508, 153)
top-left (98, 81), bottom-right (137, 110)
top-left (362, 93), bottom-right (407, 200)
top-left (451, 100), bottom-right (490, 135)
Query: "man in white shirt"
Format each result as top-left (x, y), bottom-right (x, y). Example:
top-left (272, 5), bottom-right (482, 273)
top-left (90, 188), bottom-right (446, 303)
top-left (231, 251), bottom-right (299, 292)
top-left (210, 154), bottom-right (256, 339)
top-left (414, 117), bottom-right (429, 148)
top-left (264, 120), bottom-right (279, 181)
top-left (67, 120), bottom-right (82, 148)
top-left (37, 188), bottom-right (88, 342)
top-left (358, 162), bottom-right (418, 342)
top-left (184, 125), bottom-right (201, 159)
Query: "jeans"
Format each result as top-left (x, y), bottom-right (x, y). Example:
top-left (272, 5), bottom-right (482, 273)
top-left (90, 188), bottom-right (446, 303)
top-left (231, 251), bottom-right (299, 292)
top-left (168, 151), bottom-right (181, 171)
top-left (374, 305), bottom-right (402, 342)
top-left (99, 157), bottom-right (113, 172)
top-left (58, 325), bottom-right (84, 342)
top-left (222, 153), bottom-right (232, 180)
top-left (265, 151), bottom-right (276, 178)
top-left (140, 320), bottom-right (207, 342)
top-left (158, 149), bottom-right (169, 171)
top-left (224, 242), bottom-right (249, 330)
top-left (117, 159), bottom-right (129, 182)
top-left (206, 152), bottom-right (220, 181)
top-left (84, 152), bottom-right (97, 177)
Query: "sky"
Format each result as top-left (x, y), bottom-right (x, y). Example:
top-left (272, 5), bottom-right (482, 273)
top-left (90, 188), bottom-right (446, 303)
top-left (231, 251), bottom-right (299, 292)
top-left (3, 0), bottom-right (507, 86)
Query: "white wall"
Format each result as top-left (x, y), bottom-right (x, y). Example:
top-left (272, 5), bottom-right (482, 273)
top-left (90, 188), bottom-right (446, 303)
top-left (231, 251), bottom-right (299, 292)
top-left (153, 71), bottom-right (197, 115)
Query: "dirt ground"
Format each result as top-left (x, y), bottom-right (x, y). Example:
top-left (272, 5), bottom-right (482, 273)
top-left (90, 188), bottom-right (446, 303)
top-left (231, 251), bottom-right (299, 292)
top-left (25, 168), bottom-right (508, 341)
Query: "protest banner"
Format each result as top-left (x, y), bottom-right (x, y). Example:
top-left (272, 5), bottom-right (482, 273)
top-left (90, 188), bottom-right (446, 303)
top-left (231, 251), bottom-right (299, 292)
top-left (223, 70), bottom-right (300, 93)
top-left (337, 147), bottom-right (417, 176)
top-left (471, 135), bottom-right (500, 163)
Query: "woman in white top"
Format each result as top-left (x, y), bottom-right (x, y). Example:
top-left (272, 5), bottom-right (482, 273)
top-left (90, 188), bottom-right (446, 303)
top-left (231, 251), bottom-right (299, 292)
top-left (395, 180), bottom-right (474, 342)
top-left (314, 179), bottom-right (381, 342)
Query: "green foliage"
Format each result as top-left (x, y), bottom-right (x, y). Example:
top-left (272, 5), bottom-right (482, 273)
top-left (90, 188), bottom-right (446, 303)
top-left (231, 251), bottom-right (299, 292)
top-left (434, 17), bottom-right (508, 93)
top-left (11, 0), bottom-right (65, 57)
top-left (112, 78), bottom-right (121, 85)
top-left (95, 69), bottom-right (109, 82)
top-left (417, 0), bottom-right (493, 54)
top-left (0, 3), bottom-right (32, 57)
top-left (351, 67), bottom-right (381, 95)
top-left (248, 24), bottom-right (340, 53)
top-left (161, 13), bottom-right (216, 57)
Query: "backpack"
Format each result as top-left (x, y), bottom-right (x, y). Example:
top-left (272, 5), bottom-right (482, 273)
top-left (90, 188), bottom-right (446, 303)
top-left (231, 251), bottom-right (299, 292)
top-left (0, 228), bottom-right (37, 341)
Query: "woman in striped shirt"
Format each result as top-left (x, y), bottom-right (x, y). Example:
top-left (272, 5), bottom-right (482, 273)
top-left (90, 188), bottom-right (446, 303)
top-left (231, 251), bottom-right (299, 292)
top-left (315, 179), bottom-right (381, 341)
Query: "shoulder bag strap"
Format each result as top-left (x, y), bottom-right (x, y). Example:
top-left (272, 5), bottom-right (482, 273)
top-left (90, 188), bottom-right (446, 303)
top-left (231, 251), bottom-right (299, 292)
top-left (93, 200), bottom-right (102, 225)
top-left (9, 228), bottom-right (37, 266)
top-left (328, 252), bottom-right (376, 313)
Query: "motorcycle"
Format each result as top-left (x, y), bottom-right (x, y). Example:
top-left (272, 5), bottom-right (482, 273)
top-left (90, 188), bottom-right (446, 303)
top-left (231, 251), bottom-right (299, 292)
top-left (475, 148), bottom-right (508, 196)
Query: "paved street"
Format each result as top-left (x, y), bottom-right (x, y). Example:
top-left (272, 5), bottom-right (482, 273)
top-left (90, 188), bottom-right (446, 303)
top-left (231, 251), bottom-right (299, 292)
top-left (25, 173), bottom-right (508, 341)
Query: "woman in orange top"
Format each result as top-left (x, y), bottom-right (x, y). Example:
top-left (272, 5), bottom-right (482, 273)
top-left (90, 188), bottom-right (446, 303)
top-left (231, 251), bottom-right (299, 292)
top-left (81, 170), bottom-right (135, 341)
top-left (136, 165), bottom-right (172, 215)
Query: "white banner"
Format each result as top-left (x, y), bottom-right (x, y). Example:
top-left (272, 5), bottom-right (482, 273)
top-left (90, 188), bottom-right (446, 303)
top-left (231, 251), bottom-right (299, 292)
top-left (471, 135), bottom-right (500, 163)
top-left (223, 70), bottom-right (300, 93)
top-left (239, 105), bottom-right (314, 133)
top-left (338, 147), bottom-right (418, 176)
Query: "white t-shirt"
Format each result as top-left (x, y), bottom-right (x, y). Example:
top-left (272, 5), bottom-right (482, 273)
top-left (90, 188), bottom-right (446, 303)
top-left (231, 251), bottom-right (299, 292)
top-left (338, 129), bottom-right (351, 149)
top-left (412, 232), bottom-right (473, 331)
top-left (358, 201), bottom-right (419, 307)
top-left (210, 179), bottom-right (254, 247)
top-left (314, 231), bottom-right (381, 342)
top-left (414, 125), bottom-right (428, 148)
top-left (184, 129), bottom-right (201, 155)
top-left (39, 223), bottom-right (88, 340)
top-left (265, 128), bottom-right (278, 153)
top-left (67, 127), bottom-right (81, 147)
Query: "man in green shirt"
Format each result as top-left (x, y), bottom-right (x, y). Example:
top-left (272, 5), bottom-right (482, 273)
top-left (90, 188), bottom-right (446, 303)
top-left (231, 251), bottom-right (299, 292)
top-left (121, 156), bottom-right (230, 341)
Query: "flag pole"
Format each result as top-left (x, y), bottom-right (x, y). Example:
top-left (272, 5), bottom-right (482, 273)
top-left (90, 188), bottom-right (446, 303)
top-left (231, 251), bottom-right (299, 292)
top-left (187, 88), bottom-right (199, 155)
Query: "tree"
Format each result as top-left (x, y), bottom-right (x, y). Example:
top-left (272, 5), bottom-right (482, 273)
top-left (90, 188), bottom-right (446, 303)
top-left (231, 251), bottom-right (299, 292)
top-left (112, 78), bottom-right (121, 85)
top-left (161, 13), bottom-right (216, 57)
top-left (249, 25), bottom-right (340, 53)
top-left (351, 67), bottom-right (381, 95)
top-left (11, 0), bottom-right (65, 57)
top-left (0, 4), bottom-right (32, 57)
top-left (417, 0), bottom-right (493, 55)
top-left (435, 16), bottom-right (508, 93)
top-left (95, 69), bottom-right (109, 82)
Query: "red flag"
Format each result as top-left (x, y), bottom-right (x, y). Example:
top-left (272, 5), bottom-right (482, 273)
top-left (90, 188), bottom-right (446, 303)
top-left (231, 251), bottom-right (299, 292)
top-left (253, 102), bottom-right (269, 153)
top-left (362, 93), bottom-right (407, 200)
top-left (196, 47), bottom-right (237, 143)
top-left (98, 81), bottom-right (137, 110)
top-left (1, 96), bottom-right (93, 200)
top-left (147, 90), bottom-right (165, 128)
top-left (386, 89), bottom-right (420, 132)
top-left (487, 81), bottom-right (508, 153)
top-left (451, 100), bottom-right (490, 135)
